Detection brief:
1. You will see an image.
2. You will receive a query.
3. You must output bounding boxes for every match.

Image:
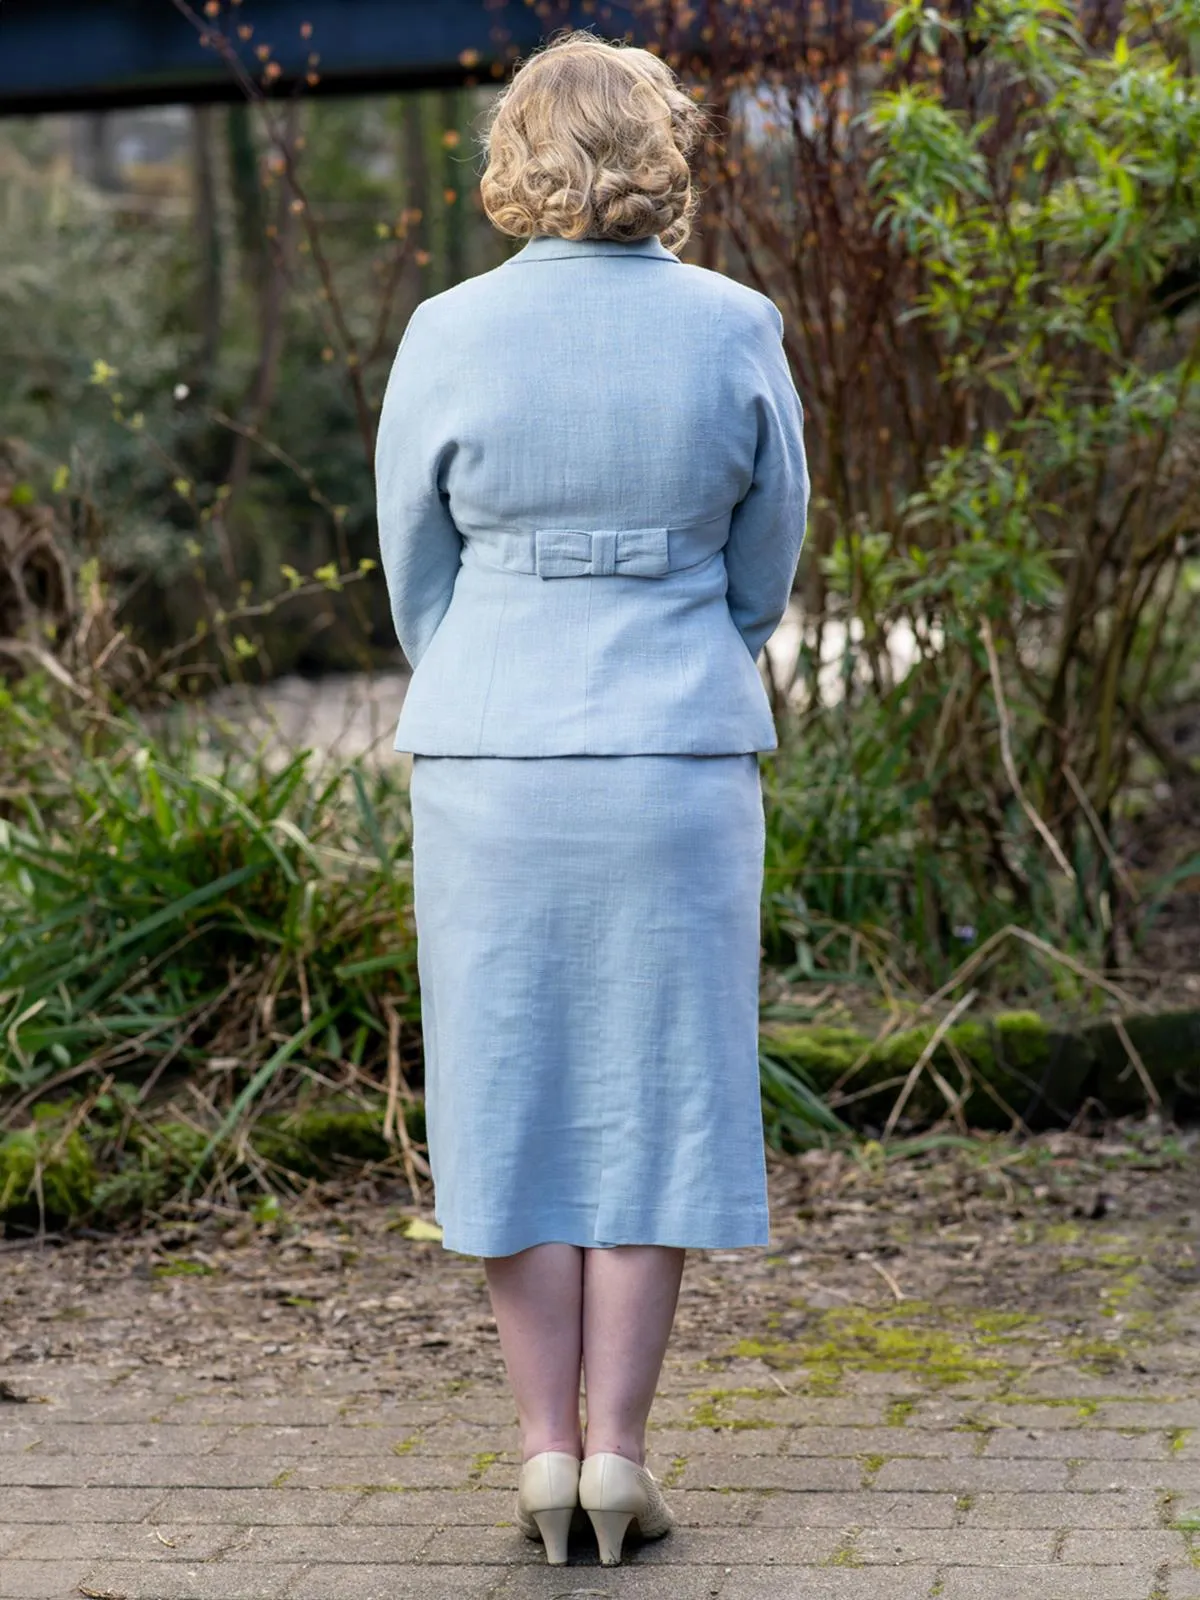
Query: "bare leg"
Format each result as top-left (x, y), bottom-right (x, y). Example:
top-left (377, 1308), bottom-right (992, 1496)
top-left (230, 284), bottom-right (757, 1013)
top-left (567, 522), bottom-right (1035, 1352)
top-left (581, 1245), bottom-right (686, 1465)
top-left (484, 1243), bottom-right (585, 1461)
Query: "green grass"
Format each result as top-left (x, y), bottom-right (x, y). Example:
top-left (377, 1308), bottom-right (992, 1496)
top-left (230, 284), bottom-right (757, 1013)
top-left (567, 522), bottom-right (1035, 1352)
top-left (1, 661), bottom-right (1193, 1232)
top-left (0, 672), bottom-right (854, 1225)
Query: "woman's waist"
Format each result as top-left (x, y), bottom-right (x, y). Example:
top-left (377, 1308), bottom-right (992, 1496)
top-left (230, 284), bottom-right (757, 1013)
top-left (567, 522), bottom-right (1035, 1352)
top-left (456, 512), bottom-right (731, 581)
top-left (395, 575), bottom-right (775, 756)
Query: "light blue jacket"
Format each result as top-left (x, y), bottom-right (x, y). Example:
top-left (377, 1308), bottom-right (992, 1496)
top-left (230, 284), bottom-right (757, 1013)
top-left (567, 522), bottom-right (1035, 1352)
top-left (374, 232), bottom-right (809, 755)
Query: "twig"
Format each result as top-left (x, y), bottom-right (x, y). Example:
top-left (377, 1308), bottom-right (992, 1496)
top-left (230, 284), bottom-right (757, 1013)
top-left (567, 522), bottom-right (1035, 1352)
top-left (864, 1256), bottom-right (905, 1302)
top-left (979, 617), bottom-right (1076, 884)
top-left (882, 988), bottom-right (979, 1142)
top-left (383, 998), bottom-right (424, 1206)
top-left (1062, 763), bottom-right (1140, 905)
top-left (1112, 1016), bottom-right (1162, 1111)
top-left (919, 922), bottom-right (1145, 1018)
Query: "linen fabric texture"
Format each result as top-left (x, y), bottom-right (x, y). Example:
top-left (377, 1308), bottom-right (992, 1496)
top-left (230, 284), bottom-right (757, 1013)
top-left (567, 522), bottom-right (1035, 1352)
top-left (374, 234), bottom-right (809, 1257)
top-left (376, 233), bottom-right (810, 757)
top-left (409, 751), bottom-right (770, 1256)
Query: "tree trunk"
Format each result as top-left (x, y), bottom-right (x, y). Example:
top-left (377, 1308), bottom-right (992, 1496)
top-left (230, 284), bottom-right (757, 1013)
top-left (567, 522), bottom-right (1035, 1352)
top-left (71, 111), bottom-right (121, 191)
top-left (226, 102), bottom-right (266, 295)
top-left (191, 106), bottom-right (222, 393)
top-left (220, 102), bottom-right (302, 578)
top-left (440, 89), bottom-right (466, 289)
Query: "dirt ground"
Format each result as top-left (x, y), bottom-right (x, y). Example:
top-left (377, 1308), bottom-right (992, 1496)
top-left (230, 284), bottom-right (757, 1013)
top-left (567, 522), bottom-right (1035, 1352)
top-left (4, 1122), bottom-right (1198, 1392)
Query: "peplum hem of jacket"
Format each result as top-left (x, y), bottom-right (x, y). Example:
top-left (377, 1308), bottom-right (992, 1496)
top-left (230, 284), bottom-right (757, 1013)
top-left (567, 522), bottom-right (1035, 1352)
top-left (391, 525), bottom-right (781, 756)
top-left (374, 234), bottom-right (809, 760)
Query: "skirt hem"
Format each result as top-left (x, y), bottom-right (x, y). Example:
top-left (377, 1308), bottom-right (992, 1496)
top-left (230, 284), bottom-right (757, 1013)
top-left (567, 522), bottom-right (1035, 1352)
top-left (436, 1210), bottom-right (771, 1259)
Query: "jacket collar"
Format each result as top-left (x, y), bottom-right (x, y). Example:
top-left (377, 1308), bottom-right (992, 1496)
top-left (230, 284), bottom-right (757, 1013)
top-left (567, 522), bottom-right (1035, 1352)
top-left (502, 234), bottom-right (681, 267)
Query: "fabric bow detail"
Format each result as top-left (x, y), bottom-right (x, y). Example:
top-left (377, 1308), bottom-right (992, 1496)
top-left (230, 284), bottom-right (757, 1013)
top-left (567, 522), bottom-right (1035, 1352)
top-left (533, 526), bottom-right (670, 580)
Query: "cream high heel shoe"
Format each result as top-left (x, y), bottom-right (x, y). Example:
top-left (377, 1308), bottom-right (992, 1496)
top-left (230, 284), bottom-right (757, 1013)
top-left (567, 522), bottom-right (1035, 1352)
top-left (514, 1450), bottom-right (581, 1565)
top-left (579, 1451), bottom-right (674, 1565)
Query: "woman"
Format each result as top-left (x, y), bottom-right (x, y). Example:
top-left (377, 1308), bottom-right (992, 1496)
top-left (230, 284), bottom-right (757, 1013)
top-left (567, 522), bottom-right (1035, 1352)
top-left (375, 29), bottom-right (808, 1567)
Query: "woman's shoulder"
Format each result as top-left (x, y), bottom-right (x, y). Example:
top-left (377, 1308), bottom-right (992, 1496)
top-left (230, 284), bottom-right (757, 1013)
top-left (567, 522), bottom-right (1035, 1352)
top-left (674, 262), bottom-right (783, 336)
top-left (397, 250), bottom-right (783, 372)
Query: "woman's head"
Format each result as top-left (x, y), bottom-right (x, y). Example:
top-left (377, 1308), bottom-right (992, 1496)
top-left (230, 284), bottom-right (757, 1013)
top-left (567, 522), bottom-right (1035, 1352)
top-left (480, 31), bottom-right (706, 253)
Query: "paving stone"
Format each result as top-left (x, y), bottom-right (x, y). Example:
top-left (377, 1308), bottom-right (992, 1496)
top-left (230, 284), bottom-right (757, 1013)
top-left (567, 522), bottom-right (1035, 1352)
top-left (340, 1488), bottom-right (514, 1525)
top-left (1017, 1370), bottom-right (1142, 1400)
top-left (11, 1524), bottom-right (237, 1561)
top-left (875, 1457), bottom-right (1069, 1492)
top-left (150, 1487), bottom-right (364, 1525)
top-left (734, 1398), bottom-right (892, 1428)
top-left (1059, 1528), bottom-right (1191, 1563)
top-left (285, 1454), bottom-right (481, 1491)
top-left (1097, 1401), bottom-right (1200, 1428)
top-left (678, 1454), bottom-right (863, 1490)
top-left (160, 1398), bottom-right (375, 1426)
top-left (80, 1560), bottom-right (303, 1599)
top-left (8, 1212), bottom-right (1200, 1600)
top-left (498, 1569), bottom-right (724, 1599)
top-left (24, 1423), bottom-right (227, 1455)
top-left (1, 1485), bottom-right (167, 1522)
top-left (644, 1426), bottom-right (789, 1457)
top-left (982, 1428), bottom-right (1168, 1459)
top-left (428, 1401), bottom-right (514, 1427)
top-left (1072, 1459), bottom-right (1200, 1491)
top-left (413, 1524), bottom-right (596, 1568)
top-left (211, 1523), bottom-right (427, 1563)
top-left (837, 1373), bottom-right (937, 1397)
top-left (655, 1490), bottom-right (769, 1526)
top-left (780, 1426), bottom-right (978, 1458)
top-left (404, 1422), bottom-right (522, 1453)
top-left (937, 1569), bottom-right (1157, 1599)
top-left (41, 1397), bottom-right (213, 1427)
top-left (0, 1452), bottom-right (298, 1488)
top-left (922, 1402), bottom-right (1093, 1430)
top-left (964, 1489), bottom-right (1161, 1528)
top-left (859, 1528), bottom-right (1057, 1564)
top-left (287, 1565), bottom-right (504, 1600)
top-left (418, 1523), bottom-right (843, 1566)
top-left (720, 1569), bottom-right (941, 1598)
top-left (752, 1490), bottom-right (958, 1527)
top-left (207, 1424), bottom-right (456, 1456)
top-left (0, 1423), bottom-right (42, 1452)
top-left (372, 1490), bottom-right (767, 1534)
top-left (0, 1561), bottom-right (92, 1598)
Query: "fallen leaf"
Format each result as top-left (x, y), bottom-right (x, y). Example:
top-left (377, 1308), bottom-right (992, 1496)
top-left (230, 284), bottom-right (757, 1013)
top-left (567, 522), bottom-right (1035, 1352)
top-left (400, 1217), bottom-right (443, 1242)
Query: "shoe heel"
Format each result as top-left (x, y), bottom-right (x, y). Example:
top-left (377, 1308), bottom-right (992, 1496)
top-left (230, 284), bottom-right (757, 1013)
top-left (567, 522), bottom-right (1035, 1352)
top-left (588, 1507), bottom-right (635, 1565)
top-left (532, 1505), bottom-right (574, 1565)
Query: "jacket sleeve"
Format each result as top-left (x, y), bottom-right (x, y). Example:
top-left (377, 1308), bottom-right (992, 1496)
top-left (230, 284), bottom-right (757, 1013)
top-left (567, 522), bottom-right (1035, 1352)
top-left (374, 304), bottom-right (463, 671)
top-left (724, 298), bottom-right (810, 663)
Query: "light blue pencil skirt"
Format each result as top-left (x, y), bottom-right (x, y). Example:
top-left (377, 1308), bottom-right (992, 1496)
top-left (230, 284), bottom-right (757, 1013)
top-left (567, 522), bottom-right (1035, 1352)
top-left (408, 753), bottom-right (771, 1258)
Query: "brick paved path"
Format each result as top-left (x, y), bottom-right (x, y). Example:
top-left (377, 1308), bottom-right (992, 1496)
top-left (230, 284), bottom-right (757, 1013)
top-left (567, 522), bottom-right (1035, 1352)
top-left (5, 1332), bottom-right (1200, 1596)
top-left (3, 1143), bottom-right (1199, 1599)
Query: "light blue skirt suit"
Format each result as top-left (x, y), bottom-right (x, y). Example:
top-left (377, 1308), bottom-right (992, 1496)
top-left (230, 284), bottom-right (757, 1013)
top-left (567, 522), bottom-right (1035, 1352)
top-left (374, 233), bottom-right (809, 1258)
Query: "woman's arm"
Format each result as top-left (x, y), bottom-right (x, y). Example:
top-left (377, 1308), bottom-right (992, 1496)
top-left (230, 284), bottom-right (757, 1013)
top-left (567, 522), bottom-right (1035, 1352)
top-left (724, 299), bottom-right (810, 663)
top-left (374, 305), bottom-right (464, 671)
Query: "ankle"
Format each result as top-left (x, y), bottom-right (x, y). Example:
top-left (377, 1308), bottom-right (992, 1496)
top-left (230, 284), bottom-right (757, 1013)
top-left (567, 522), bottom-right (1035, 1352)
top-left (582, 1437), bottom-right (646, 1468)
top-left (522, 1435), bottom-right (583, 1462)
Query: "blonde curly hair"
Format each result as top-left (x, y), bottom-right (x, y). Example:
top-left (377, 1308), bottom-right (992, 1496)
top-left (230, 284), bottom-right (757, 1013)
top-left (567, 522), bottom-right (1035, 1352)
top-left (479, 31), bottom-right (707, 254)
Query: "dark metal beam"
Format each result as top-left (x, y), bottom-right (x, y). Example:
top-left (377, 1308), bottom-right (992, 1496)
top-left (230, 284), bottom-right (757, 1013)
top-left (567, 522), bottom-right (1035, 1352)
top-left (0, 0), bottom-right (655, 117)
